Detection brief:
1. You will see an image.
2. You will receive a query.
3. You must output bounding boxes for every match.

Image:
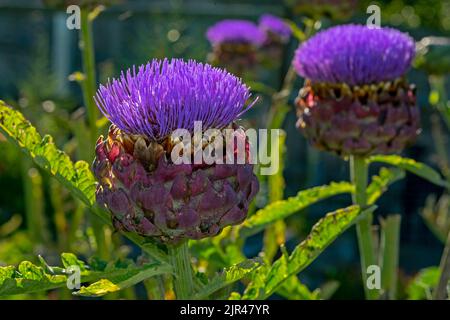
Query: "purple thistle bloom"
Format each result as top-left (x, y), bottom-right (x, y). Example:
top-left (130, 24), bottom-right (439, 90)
top-left (206, 19), bottom-right (266, 47)
top-left (95, 59), bottom-right (255, 141)
top-left (293, 24), bottom-right (415, 86)
top-left (259, 14), bottom-right (291, 41)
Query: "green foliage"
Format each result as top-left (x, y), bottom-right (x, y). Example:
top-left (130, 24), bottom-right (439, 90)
top-left (275, 274), bottom-right (321, 300)
top-left (406, 267), bottom-right (441, 300)
top-left (75, 263), bottom-right (172, 297)
top-left (193, 259), bottom-right (261, 300)
top-left (369, 155), bottom-right (450, 189)
top-left (0, 253), bottom-right (171, 297)
top-left (238, 181), bottom-right (354, 238)
top-left (0, 102), bottom-right (168, 263)
top-left (366, 167), bottom-right (406, 205)
top-left (241, 205), bottom-right (375, 299)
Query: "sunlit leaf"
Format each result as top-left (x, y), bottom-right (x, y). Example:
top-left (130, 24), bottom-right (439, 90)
top-left (238, 182), bottom-right (354, 238)
top-left (406, 267), bottom-right (440, 300)
top-left (242, 205), bottom-right (375, 299)
top-left (74, 263), bottom-right (172, 297)
top-left (369, 155), bottom-right (450, 189)
top-left (0, 253), bottom-right (171, 297)
top-left (366, 167), bottom-right (405, 205)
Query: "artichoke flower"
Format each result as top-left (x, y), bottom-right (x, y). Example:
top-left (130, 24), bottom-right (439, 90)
top-left (294, 24), bottom-right (420, 157)
top-left (93, 59), bottom-right (259, 243)
top-left (258, 14), bottom-right (291, 67)
top-left (206, 20), bottom-right (266, 76)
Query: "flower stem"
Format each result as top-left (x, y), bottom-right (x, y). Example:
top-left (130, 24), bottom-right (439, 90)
top-left (168, 242), bottom-right (194, 299)
top-left (349, 155), bottom-right (378, 300)
top-left (434, 231), bottom-right (450, 299)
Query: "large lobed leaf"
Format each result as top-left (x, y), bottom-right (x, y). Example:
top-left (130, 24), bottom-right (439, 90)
top-left (0, 253), bottom-right (170, 297)
top-left (192, 259), bottom-right (261, 300)
top-left (238, 181), bottom-right (354, 238)
top-left (242, 205), bottom-right (376, 299)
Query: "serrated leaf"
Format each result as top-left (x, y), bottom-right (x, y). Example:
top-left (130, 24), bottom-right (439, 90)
top-left (369, 155), bottom-right (450, 189)
top-left (192, 259), bottom-right (261, 300)
top-left (276, 275), bottom-right (320, 300)
top-left (238, 182), bottom-right (354, 238)
top-left (0, 253), bottom-right (171, 297)
top-left (242, 205), bottom-right (375, 299)
top-left (366, 167), bottom-right (405, 205)
top-left (76, 279), bottom-right (119, 296)
top-left (74, 263), bottom-right (171, 297)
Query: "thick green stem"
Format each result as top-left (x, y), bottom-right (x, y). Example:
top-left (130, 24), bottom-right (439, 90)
top-left (350, 156), bottom-right (379, 300)
top-left (168, 242), bottom-right (194, 299)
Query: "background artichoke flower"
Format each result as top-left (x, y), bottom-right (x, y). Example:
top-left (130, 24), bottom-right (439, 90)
top-left (258, 14), bottom-right (292, 68)
top-left (293, 24), bottom-right (421, 157)
top-left (93, 59), bottom-right (259, 243)
top-left (206, 20), bottom-right (266, 77)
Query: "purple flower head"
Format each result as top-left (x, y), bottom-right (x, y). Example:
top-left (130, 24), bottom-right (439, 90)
top-left (95, 59), bottom-right (255, 141)
top-left (259, 14), bottom-right (291, 41)
top-left (293, 24), bottom-right (415, 86)
top-left (206, 19), bottom-right (266, 47)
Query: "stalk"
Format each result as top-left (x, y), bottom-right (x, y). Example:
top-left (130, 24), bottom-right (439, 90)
top-left (434, 231), bottom-right (450, 299)
top-left (168, 242), bottom-right (194, 299)
top-left (349, 155), bottom-right (378, 300)
top-left (380, 215), bottom-right (401, 300)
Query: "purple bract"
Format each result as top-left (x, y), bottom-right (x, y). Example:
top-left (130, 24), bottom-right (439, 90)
top-left (206, 19), bottom-right (266, 46)
top-left (259, 14), bottom-right (291, 41)
top-left (95, 59), bottom-right (255, 141)
top-left (293, 24), bottom-right (415, 86)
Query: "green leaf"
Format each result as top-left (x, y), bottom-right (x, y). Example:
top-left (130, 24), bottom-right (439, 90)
top-left (242, 205), bottom-right (375, 299)
top-left (275, 275), bottom-right (320, 300)
top-left (61, 252), bottom-right (87, 271)
top-left (369, 155), bottom-right (450, 189)
top-left (192, 259), bottom-right (261, 300)
top-left (366, 167), bottom-right (405, 205)
top-left (238, 182), bottom-right (354, 238)
top-left (0, 253), bottom-right (171, 297)
top-left (74, 263), bottom-right (172, 297)
top-left (406, 267), bottom-right (441, 300)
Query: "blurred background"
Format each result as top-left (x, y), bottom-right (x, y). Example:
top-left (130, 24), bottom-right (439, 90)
top-left (0, 0), bottom-right (449, 299)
